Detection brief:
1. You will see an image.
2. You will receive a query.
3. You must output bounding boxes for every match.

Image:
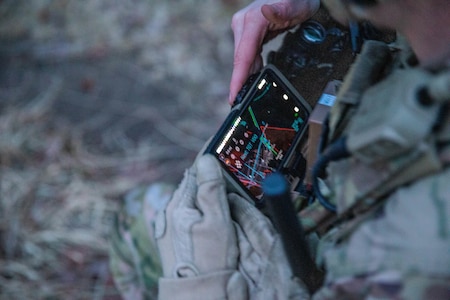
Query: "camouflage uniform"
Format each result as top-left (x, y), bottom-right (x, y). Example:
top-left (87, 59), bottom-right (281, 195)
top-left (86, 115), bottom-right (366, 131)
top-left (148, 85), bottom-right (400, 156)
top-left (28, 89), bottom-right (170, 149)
top-left (109, 36), bottom-right (450, 300)
top-left (306, 38), bottom-right (450, 299)
top-left (109, 184), bottom-right (175, 300)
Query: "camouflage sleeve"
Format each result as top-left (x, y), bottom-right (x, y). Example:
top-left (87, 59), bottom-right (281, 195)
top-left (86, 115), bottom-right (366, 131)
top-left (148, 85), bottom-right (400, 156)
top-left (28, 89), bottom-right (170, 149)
top-left (311, 167), bottom-right (450, 299)
top-left (109, 183), bottom-right (176, 300)
top-left (312, 272), bottom-right (450, 300)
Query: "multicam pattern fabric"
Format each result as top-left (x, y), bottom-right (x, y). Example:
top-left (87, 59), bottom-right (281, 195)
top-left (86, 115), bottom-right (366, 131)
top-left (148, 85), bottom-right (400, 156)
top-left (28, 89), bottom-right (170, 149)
top-left (109, 183), bottom-right (175, 300)
top-left (313, 167), bottom-right (450, 299)
top-left (312, 272), bottom-right (450, 300)
top-left (309, 40), bottom-right (450, 298)
top-left (109, 174), bottom-right (450, 300)
top-left (108, 40), bottom-right (450, 300)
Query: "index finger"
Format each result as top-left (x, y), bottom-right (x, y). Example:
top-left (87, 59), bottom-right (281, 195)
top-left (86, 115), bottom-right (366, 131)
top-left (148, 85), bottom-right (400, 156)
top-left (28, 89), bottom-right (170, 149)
top-left (229, 15), bottom-right (268, 104)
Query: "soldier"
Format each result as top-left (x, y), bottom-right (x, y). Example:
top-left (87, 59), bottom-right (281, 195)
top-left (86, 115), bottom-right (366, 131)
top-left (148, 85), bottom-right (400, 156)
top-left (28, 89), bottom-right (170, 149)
top-left (109, 0), bottom-right (450, 299)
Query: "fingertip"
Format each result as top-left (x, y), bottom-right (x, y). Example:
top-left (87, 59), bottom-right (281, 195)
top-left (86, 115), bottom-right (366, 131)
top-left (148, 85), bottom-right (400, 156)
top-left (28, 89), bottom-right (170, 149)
top-left (229, 71), bottom-right (246, 106)
top-left (261, 3), bottom-right (283, 22)
top-left (196, 154), bottom-right (222, 185)
top-left (228, 90), bottom-right (236, 105)
top-left (195, 154), bottom-right (230, 217)
top-left (261, 3), bottom-right (280, 19)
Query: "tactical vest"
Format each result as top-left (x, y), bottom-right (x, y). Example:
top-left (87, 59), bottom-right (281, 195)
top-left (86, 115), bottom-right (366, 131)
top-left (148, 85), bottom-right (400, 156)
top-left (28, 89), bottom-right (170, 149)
top-left (309, 38), bottom-right (450, 232)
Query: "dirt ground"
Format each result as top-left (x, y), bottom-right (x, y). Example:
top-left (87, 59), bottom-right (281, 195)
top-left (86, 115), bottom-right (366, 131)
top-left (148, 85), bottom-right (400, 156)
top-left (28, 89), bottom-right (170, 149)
top-left (0, 0), bottom-right (246, 298)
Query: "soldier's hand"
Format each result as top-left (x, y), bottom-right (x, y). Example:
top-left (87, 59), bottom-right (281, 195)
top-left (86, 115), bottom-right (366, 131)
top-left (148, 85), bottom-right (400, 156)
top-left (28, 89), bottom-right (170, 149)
top-left (229, 0), bottom-right (320, 105)
top-left (155, 154), bottom-right (247, 299)
top-left (156, 154), bottom-right (239, 276)
top-left (229, 193), bottom-right (310, 299)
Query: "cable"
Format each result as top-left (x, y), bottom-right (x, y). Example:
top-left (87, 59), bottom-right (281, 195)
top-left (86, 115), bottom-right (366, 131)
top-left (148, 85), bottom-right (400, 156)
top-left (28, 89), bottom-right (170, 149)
top-left (311, 137), bottom-right (350, 212)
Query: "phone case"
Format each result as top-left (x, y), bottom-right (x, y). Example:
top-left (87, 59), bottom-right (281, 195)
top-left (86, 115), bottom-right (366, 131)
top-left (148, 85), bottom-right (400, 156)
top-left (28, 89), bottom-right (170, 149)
top-left (205, 64), bottom-right (312, 204)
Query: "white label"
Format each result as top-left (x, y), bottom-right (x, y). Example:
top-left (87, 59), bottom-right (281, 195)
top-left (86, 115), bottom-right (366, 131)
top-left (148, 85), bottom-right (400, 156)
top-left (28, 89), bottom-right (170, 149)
top-left (318, 93), bottom-right (336, 107)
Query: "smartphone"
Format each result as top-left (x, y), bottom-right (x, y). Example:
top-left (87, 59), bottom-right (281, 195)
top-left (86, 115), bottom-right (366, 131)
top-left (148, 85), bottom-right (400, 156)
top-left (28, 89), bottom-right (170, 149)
top-left (205, 65), bottom-right (311, 204)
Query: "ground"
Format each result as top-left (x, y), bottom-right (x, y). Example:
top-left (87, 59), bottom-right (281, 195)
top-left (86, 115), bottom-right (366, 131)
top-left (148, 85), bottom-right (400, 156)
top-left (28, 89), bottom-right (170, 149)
top-left (0, 0), bottom-right (245, 298)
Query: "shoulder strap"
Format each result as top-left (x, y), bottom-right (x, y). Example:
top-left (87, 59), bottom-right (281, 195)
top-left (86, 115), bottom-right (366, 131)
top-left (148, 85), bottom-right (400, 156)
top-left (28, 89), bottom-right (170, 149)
top-left (327, 40), bottom-right (392, 145)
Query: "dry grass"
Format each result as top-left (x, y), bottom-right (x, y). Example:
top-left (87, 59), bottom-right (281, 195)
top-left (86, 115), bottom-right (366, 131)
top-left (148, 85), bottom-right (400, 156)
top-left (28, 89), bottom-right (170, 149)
top-left (0, 78), bottom-right (121, 298)
top-left (0, 72), bottom-right (231, 299)
top-left (0, 1), bottom-right (249, 298)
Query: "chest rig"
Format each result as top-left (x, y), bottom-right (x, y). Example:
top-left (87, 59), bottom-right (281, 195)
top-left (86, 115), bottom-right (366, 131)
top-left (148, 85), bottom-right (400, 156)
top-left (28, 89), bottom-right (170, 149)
top-left (311, 38), bottom-right (450, 224)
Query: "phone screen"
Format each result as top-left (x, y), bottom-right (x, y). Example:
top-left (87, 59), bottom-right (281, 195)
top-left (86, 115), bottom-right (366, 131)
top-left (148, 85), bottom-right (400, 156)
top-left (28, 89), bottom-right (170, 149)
top-left (210, 68), bottom-right (309, 200)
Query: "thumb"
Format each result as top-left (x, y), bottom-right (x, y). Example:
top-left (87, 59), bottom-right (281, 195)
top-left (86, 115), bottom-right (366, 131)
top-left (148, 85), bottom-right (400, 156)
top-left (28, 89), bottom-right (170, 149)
top-left (261, 3), bottom-right (290, 24)
top-left (261, 1), bottom-right (320, 30)
top-left (195, 155), bottom-right (230, 221)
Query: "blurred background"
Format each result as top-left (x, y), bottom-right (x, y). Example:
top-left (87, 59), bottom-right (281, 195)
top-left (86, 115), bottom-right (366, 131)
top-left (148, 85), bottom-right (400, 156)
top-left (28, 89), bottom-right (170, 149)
top-left (0, 0), bottom-right (246, 298)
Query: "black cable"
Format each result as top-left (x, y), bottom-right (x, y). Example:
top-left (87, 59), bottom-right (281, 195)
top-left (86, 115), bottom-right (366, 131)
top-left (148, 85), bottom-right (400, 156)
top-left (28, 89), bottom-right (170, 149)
top-left (311, 137), bottom-right (350, 212)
